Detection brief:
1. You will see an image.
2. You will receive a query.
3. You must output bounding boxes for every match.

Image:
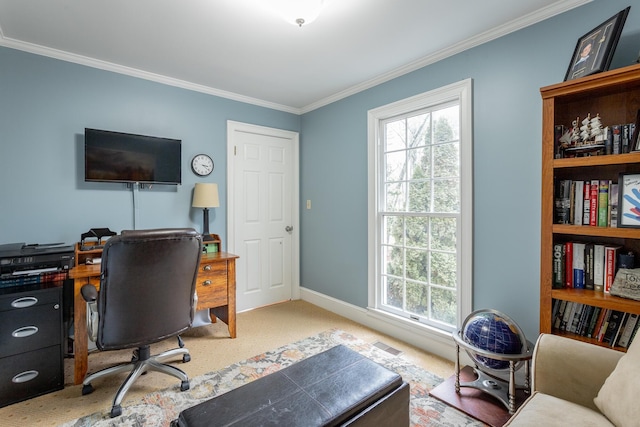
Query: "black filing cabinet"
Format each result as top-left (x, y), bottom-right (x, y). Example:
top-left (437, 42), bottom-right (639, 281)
top-left (0, 285), bottom-right (63, 407)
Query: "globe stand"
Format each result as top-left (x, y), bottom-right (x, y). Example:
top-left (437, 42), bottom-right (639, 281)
top-left (452, 331), bottom-right (533, 414)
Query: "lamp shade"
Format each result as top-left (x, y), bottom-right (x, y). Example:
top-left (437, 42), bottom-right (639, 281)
top-left (192, 183), bottom-right (220, 208)
top-left (275, 0), bottom-right (324, 26)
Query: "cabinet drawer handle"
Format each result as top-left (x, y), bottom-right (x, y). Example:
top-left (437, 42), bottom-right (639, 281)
top-left (11, 297), bottom-right (38, 308)
top-left (203, 265), bottom-right (212, 271)
top-left (12, 326), bottom-right (39, 338)
top-left (12, 370), bottom-right (39, 384)
top-left (203, 280), bottom-right (212, 286)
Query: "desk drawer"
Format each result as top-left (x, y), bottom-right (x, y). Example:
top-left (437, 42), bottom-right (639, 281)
top-left (0, 345), bottom-right (63, 408)
top-left (196, 261), bottom-right (227, 309)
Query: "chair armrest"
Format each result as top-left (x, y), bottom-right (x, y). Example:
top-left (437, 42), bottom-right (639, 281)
top-left (81, 284), bottom-right (98, 302)
top-left (532, 333), bottom-right (623, 411)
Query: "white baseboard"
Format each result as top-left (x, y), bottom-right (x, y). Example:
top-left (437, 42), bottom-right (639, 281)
top-left (300, 287), bottom-right (473, 365)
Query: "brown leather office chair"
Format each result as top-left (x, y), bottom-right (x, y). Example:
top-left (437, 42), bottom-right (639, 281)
top-left (80, 228), bottom-right (202, 418)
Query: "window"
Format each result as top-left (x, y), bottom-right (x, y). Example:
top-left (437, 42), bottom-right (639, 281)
top-left (367, 79), bottom-right (472, 334)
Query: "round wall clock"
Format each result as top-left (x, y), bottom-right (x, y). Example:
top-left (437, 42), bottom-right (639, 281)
top-left (191, 154), bottom-right (214, 176)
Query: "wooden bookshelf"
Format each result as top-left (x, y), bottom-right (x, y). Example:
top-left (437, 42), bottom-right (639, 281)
top-left (540, 63), bottom-right (640, 351)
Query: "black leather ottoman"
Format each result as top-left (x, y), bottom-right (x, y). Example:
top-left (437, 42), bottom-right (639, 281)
top-left (172, 344), bottom-right (410, 426)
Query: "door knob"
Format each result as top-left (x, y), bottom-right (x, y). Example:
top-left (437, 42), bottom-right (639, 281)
top-left (285, 226), bottom-right (293, 232)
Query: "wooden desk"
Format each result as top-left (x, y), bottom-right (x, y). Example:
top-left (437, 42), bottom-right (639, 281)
top-left (69, 251), bottom-right (238, 385)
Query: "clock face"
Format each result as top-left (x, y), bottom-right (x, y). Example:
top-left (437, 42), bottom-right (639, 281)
top-left (191, 154), bottom-right (214, 176)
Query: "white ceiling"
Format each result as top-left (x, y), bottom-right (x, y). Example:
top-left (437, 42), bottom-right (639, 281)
top-left (0, 0), bottom-right (589, 114)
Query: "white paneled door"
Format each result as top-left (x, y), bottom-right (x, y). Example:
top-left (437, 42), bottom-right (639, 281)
top-left (227, 121), bottom-right (299, 312)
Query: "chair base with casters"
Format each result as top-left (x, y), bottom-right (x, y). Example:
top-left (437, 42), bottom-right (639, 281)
top-left (82, 341), bottom-right (191, 418)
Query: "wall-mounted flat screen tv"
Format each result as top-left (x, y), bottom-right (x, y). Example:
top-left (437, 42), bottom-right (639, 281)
top-left (85, 128), bottom-right (181, 185)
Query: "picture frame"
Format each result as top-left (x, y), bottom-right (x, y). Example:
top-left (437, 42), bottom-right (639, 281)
top-left (618, 173), bottom-right (640, 228)
top-left (564, 7), bottom-right (630, 81)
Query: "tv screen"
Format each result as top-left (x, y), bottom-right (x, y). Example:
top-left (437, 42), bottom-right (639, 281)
top-left (84, 128), bottom-right (181, 185)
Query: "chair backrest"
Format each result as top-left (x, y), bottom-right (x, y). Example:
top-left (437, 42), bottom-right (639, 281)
top-left (96, 228), bottom-right (202, 350)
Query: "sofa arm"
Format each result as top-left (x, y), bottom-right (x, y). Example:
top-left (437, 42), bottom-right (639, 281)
top-left (532, 334), bottom-right (623, 411)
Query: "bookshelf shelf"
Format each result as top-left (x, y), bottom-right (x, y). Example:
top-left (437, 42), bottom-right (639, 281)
top-left (540, 63), bottom-right (640, 352)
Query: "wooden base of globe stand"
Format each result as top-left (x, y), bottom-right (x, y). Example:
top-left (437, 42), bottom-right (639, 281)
top-left (453, 330), bottom-right (534, 415)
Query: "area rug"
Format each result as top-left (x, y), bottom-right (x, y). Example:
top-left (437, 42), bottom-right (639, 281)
top-left (60, 329), bottom-right (484, 427)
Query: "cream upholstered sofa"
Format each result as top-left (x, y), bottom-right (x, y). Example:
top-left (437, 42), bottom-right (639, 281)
top-left (504, 332), bottom-right (640, 427)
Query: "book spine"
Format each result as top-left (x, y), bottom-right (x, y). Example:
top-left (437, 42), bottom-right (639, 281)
top-left (612, 125), bottom-right (622, 154)
top-left (583, 181), bottom-right (591, 225)
top-left (609, 183), bottom-right (619, 228)
top-left (590, 179), bottom-right (599, 226)
top-left (565, 242), bottom-right (573, 288)
top-left (573, 181), bottom-right (584, 225)
top-left (604, 246), bottom-right (620, 293)
top-left (584, 243), bottom-right (594, 290)
top-left (572, 243), bottom-right (585, 289)
top-left (594, 244), bottom-right (605, 292)
top-left (553, 300), bottom-right (567, 329)
top-left (586, 307), bottom-right (602, 338)
top-left (552, 243), bottom-right (565, 289)
top-left (618, 313), bottom-right (639, 348)
top-left (598, 180), bottom-right (609, 227)
top-left (597, 309), bottom-right (612, 342)
top-left (560, 301), bottom-right (575, 331)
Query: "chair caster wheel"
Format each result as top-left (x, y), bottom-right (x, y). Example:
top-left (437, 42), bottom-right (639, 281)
top-left (183, 354), bottom-right (191, 363)
top-left (82, 383), bottom-right (94, 395)
top-left (110, 405), bottom-right (122, 418)
top-left (181, 380), bottom-right (190, 391)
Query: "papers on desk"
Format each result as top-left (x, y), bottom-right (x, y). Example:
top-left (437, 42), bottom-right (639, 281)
top-left (85, 258), bottom-right (101, 265)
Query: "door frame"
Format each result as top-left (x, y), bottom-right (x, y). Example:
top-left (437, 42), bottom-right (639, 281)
top-left (226, 120), bottom-right (301, 305)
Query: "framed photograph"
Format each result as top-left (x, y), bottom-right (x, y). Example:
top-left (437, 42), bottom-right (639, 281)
top-left (618, 173), bottom-right (640, 228)
top-left (564, 7), bottom-right (630, 81)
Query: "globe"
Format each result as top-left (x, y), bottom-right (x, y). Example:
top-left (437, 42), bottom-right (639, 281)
top-left (462, 309), bottom-right (525, 371)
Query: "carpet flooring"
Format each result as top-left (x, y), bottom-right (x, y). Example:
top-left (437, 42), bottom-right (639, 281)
top-left (60, 329), bottom-right (484, 426)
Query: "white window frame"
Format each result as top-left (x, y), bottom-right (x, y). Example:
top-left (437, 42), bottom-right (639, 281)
top-left (367, 79), bottom-right (473, 338)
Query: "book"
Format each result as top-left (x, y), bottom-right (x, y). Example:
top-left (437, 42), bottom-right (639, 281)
top-left (612, 124), bottom-right (622, 154)
top-left (586, 306), bottom-right (602, 338)
top-left (584, 242), bottom-right (594, 290)
top-left (583, 181), bottom-right (591, 225)
top-left (604, 245), bottom-right (621, 293)
top-left (602, 310), bottom-right (625, 345)
top-left (553, 300), bottom-right (567, 329)
top-left (552, 243), bottom-right (565, 289)
top-left (565, 242), bottom-right (573, 288)
top-left (590, 179), bottom-right (599, 226)
top-left (572, 242), bottom-right (586, 289)
top-left (622, 124), bottom-right (631, 153)
top-left (569, 303), bottom-right (584, 333)
top-left (611, 312), bottom-right (628, 346)
top-left (593, 244), bottom-right (605, 292)
top-left (573, 181), bottom-right (584, 225)
top-left (576, 304), bottom-right (593, 336)
top-left (609, 183), bottom-right (619, 228)
top-left (597, 309), bottom-right (612, 342)
top-left (617, 313), bottom-right (638, 348)
top-left (560, 301), bottom-right (575, 331)
top-left (598, 180), bottom-right (609, 227)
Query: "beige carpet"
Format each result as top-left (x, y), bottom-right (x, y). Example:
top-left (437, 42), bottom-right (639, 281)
top-left (0, 300), bottom-right (454, 426)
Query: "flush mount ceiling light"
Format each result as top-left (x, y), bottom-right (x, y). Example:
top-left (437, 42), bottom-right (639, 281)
top-left (274, 0), bottom-right (324, 27)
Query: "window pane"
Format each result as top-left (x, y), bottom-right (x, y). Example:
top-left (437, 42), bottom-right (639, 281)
top-left (405, 216), bottom-right (428, 249)
top-left (433, 142), bottom-right (459, 178)
top-left (383, 276), bottom-right (404, 309)
top-left (383, 245), bottom-right (404, 277)
top-left (431, 217), bottom-right (456, 251)
top-left (407, 113), bottom-right (430, 147)
top-left (408, 146), bottom-right (431, 180)
top-left (384, 182), bottom-right (406, 211)
top-left (430, 251), bottom-right (457, 288)
top-left (406, 280), bottom-right (428, 316)
top-left (385, 120), bottom-right (406, 151)
top-left (383, 215), bottom-right (404, 246)
top-left (406, 248), bottom-right (428, 282)
top-left (385, 150), bottom-right (406, 182)
top-left (433, 106), bottom-right (459, 142)
top-left (433, 179), bottom-right (458, 213)
top-left (408, 180), bottom-right (430, 212)
top-left (431, 287), bottom-right (456, 325)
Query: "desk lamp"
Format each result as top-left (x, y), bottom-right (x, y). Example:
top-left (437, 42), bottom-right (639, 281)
top-left (192, 183), bottom-right (219, 242)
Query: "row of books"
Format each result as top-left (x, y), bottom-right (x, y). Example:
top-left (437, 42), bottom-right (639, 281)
top-left (552, 242), bottom-right (634, 291)
top-left (552, 299), bottom-right (640, 349)
top-left (555, 122), bottom-right (638, 159)
top-left (554, 179), bottom-right (618, 227)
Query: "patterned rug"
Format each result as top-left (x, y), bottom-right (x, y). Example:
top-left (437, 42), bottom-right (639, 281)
top-left (60, 329), bottom-right (484, 426)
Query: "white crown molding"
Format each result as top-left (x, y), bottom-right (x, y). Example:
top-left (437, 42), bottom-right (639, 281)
top-left (0, 34), bottom-right (302, 115)
top-left (1, 0), bottom-right (589, 116)
top-left (299, 0), bottom-right (591, 113)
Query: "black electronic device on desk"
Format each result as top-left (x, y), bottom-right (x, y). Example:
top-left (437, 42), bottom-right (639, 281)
top-left (0, 242), bottom-right (74, 290)
top-left (80, 228), bottom-right (116, 251)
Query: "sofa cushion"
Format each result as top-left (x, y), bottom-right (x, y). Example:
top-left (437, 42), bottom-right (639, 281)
top-left (504, 392), bottom-right (612, 426)
top-left (594, 335), bottom-right (640, 427)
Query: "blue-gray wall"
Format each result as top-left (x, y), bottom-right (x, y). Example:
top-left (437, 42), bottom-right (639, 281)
top-left (299, 0), bottom-right (640, 340)
top-left (0, 47), bottom-right (300, 247)
top-left (1, 1), bottom-right (639, 340)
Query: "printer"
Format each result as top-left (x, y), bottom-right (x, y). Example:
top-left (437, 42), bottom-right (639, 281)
top-left (0, 242), bottom-right (74, 289)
